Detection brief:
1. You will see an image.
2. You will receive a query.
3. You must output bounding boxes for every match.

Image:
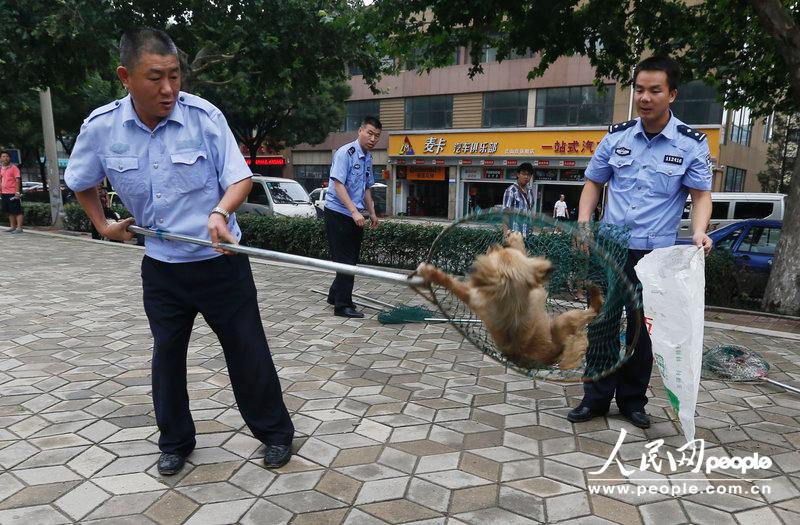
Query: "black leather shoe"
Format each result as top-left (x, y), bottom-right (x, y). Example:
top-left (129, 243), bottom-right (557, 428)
top-left (264, 444), bottom-right (292, 468)
top-left (623, 410), bottom-right (651, 429)
top-left (157, 452), bottom-right (186, 476)
top-left (567, 405), bottom-right (606, 423)
top-left (334, 306), bottom-right (364, 318)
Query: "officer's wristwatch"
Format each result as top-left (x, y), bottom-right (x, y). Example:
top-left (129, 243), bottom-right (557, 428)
top-left (210, 206), bottom-right (230, 220)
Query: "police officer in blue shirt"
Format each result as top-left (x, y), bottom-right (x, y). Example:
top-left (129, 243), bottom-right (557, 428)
top-left (567, 56), bottom-right (713, 429)
top-left (324, 116), bottom-right (381, 318)
top-left (65, 28), bottom-right (294, 474)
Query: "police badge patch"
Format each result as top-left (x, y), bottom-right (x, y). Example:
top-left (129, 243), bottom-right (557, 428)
top-left (663, 155), bottom-right (684, 165)
top-left (614, 147), bottom-right (631, 156)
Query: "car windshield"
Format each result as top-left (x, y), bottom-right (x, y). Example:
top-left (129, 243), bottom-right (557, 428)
top-left (266, 181), bottom-right (310, 204)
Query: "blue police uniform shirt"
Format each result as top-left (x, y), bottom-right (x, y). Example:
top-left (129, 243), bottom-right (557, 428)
top-left (585, 112), bottom-right (713, 250)
top-left (65, 92), bottom-right (251, 263)
top-left (325, 139), bottom-right (374, 216)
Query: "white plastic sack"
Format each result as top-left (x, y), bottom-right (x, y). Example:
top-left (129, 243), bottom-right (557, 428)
top-left (635, 245), bottom-right (705, 442)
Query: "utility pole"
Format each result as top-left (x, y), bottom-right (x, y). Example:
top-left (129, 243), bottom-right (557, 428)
top-left (39, 87), bottom-right (64, 228)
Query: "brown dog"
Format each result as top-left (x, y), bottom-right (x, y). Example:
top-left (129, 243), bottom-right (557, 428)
top-left (416, 231), bottom-right (603, 369)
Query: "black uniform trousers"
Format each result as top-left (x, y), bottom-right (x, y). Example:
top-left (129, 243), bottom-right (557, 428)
top-left (141, 254), bottom-right (294, 457)
top-left (581, 248), bottom-right (653, 415)
top-left (325, 208), bottom-right (364, 309)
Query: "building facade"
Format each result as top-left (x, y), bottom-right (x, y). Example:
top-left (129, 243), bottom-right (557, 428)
top-left (287, 53), bottom-right (770, 219)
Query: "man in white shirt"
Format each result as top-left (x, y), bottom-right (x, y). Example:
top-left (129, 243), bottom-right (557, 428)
top-left (554, 194), bottom-right (569, 221)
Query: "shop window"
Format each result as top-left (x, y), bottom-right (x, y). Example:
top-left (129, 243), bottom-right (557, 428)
top-left (480, 46), bottom-right (533, 63)
top-left (405, 95), bottom-right (453, 129)
top-left (483, 90), bottom-right (528, 128)
top-left (723, 166), bottom-right (746, 192)
top-left (534, 85), bottom-right (614, 126)
top-left (763, 112), bottom-right (774, 142)
top-left (343, 100), bottom-right (380, 132)
top-left (671, 80), bottom-right (723, 125)
top-left (294, 165), bottom-right (330, 192)
top-left (730, 108), bottom-right (753, 146)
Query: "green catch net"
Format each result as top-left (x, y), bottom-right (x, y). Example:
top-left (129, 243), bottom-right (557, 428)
top-left (415, 210), bottom-right (641, 382)
top-left (702, 344), bottom-right (770, 381)
top-left (377, 305), bottom-right (439, 324)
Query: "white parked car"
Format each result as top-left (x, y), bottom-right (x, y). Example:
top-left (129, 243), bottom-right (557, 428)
top-left (309, 183), bottom-right (387, 219)
top-left (239, 176), bottom-right (316, 218)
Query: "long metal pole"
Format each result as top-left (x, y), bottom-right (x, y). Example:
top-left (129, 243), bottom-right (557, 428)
top-left (128, 225), bottom-right (426, 287)
top-left (39, 88), bottom-right (64, 228)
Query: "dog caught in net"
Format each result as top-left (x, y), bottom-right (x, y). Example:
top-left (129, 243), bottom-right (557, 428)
top-left (412, 210), bottom-right (641, 382)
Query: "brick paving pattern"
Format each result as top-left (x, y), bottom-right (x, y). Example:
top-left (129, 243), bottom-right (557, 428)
top-left (1, 232), bottom-right (799, 524)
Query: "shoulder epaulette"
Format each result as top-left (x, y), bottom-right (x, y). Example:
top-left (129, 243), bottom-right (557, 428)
top-left (347, 146), bottom-right (356, 155)
top-left (608, 119), bottom-right (637, 133)
top-left (677, 124), bottom-right (706, 142)
top-left (85, 99), bottom-right (122, 123)
top-left (177, 92), bottom-right (219, 116)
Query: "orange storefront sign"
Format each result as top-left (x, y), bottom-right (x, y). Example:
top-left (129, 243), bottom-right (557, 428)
top-left (407, 167), bottom-right (446, 181)
top-left (389, 128), bottom-right (721, 161)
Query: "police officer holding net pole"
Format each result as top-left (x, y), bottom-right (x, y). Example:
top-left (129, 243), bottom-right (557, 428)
top-left (65, 28), bottom-right (294, 475)
top-left (568, 56), bottom-right (713, 429)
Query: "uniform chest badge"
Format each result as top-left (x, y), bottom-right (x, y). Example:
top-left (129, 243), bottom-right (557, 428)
top-left (614, 147), bottom-right (631, 156)
top-left (110, 143), bottom-right (130, 154)
top-left (664, 155), bottom-right (684, 165)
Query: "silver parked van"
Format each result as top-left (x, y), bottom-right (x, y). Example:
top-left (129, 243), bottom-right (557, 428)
top-left (679, 192), bottom-right (785, 237)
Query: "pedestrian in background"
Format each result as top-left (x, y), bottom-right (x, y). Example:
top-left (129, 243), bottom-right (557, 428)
top-left (65, 27), bottom-right (294, 475)
top-left (502, 162), bottom-right (535, 234)
top-left (553, 194), bottom-right (570, 221)
top-left (324, 116), bottom-right (381, 318)
top-left (1, 151), bottom-right (23, 233)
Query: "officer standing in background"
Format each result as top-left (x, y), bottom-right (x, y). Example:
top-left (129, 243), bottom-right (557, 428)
top-left (568, 56), bottom-right (713, 429)
top-left (324, 116), bottom-right (381, 318)
top-left (65, 27), bottom-right (294, 475)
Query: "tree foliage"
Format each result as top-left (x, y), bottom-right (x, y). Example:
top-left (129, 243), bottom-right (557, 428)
top-left (2, 0), bottom-right (388, 166)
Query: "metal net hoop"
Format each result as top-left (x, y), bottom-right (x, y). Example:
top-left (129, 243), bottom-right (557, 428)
top-left (417, 209), bottom-right (642, 382)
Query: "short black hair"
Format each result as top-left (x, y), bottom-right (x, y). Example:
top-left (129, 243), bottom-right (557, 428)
top-left (361, 115), bottom-right (382, 130)
top-left (633, 56), bottom-right (681, 91)
top-left (517, 162), bottom-right (534, 174)
top-left (0, 150), bottom-right (9, 157)
top-left (119, 27), bottom-right (178, 70)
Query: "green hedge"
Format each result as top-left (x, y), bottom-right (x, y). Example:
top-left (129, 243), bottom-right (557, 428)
top-left (64, 202), bottom-right (131, 232)
top-left (0, 202), bottom-right (53, 226)
top-left (58, 207), bottom-right (768, 308)
top-left (22, 202), bottom-right (53, 226)
top-left (237, 214), bottom-right (442, 270)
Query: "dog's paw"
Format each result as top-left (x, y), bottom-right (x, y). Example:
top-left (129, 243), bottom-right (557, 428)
top-left (416, 263), bottom-right (437, 281)
top-left (504, 231), bottom-right (526, 251)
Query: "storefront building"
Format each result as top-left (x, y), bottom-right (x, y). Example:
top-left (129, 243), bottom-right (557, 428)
top-left (388, 127), bottom-right (722, 220)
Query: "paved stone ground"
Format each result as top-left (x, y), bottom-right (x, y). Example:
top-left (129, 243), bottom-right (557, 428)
top-left (1, 231), bottom-right (799, 525)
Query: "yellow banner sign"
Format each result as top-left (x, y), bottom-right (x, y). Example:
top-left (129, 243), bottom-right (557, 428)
top-left (390, 128), bottom-right (721, 160)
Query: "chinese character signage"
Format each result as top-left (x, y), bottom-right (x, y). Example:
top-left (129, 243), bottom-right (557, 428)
top-left (389, 128), bottom-right (721, 161)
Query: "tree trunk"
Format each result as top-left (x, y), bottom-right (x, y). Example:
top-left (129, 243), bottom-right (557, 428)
top-left (750, 0), bottom-right (800, 314)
